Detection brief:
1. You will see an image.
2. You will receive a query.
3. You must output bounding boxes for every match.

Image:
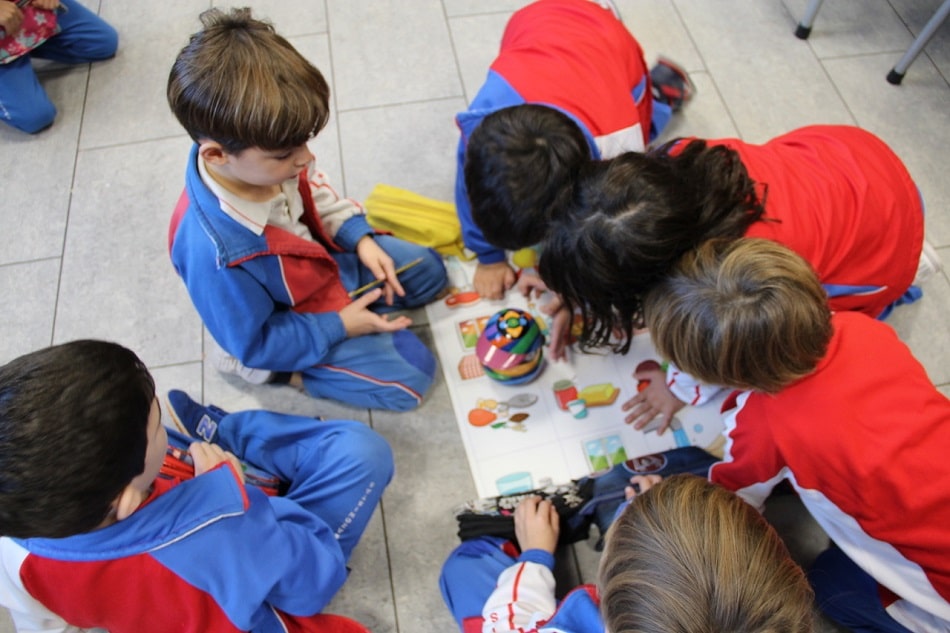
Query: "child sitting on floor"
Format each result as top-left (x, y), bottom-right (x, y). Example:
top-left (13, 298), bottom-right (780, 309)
top-left (643, 238), bottom-right (950, 632)
top-left (0, 339), bottom-right (392, 632)
top-left (440, 474), bottom-right (814, 632)
top-left (166, 8), bottom-right (447, 412)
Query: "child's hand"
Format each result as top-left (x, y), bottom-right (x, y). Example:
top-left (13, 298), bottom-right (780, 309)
top-left (625, 475), bottom-right (662, 500)
top-left (31, 0), bottom-right (62, 10)
top-left (340, 288), bottom-right (412, 336)
top-left (622, 367), bottom-right (686, 434)
top-left (0, 3), bottom-right (23, 35)
top-left (189, 441), bottom-right (245, 484)
top-left (540, 295), bottom-right (571, 362)
top-left (516, 271), bottom-right (547, 298)
top-left (514, 496), bottom-right (560, 554)
top-left (355, 236), bottom-right (404, 305)
top-left (474, 261), bottom-right (516, 300)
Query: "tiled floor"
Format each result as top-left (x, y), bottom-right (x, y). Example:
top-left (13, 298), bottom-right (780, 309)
top-left (1, 0), bottom-right (948, 631)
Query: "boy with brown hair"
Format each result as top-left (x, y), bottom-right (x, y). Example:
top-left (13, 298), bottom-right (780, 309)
top-left (644, 238), bottom-right (950, 632)
top-left (166, 8), bottom-right (447, 412)
top-left (0, 340), bottom-right (392, 632)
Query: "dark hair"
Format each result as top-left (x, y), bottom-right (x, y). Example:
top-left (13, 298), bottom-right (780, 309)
top-left (600, 474), bottom-right (814, 633)
top-left (0, 340), bottom-right (155, 538)
top-left (644, 238), bottom-right (831, 393)
top-left (538, 140), bottom-right (766, 353)
top-left (167, 7), bottom-right (331, 153)
top-left (465, 104), bottom-right (590, 251)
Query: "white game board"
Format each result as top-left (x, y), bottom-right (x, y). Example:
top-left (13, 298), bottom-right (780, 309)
top-left (426, 257), bottom-right (726, 498)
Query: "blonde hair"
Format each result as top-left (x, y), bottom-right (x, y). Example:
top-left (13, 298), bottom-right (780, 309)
top-left (644, 238), bottom-right (831, 393)
top-left (167, 7), bottom-right (330, 152)
top-left (599, 475), bottom-right (814, 633)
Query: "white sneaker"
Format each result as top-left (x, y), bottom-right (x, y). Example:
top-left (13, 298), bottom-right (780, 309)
top-left (207, 340), bottom-right (274, 385)
top-left (914, 240), bottom-right (944, 285)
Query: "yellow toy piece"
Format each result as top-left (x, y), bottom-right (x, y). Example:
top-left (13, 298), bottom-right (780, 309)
top-left (511, 247), bottom-right (538, 269)
top-left (577, 383), bottom-right (620, 407)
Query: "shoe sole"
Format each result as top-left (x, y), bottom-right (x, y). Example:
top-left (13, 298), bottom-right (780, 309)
top-left (915, 240), bottom-right (944, 285)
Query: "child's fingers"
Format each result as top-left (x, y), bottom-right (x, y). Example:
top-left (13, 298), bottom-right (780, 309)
top-left (375, 314), bottom-right (412, 332)
top-left (629, 475), bottom-right (662, 495)
top-left (546, 501), bottom-right (561, 530)
top-left (189, 441), bottom-right (239, 478)
top-left (375, 258), bottom-right (406, 299)
top-left (352, 287), bottom-right (383, 307)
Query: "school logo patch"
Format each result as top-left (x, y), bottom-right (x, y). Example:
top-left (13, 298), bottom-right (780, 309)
top-left (622, 452), bottom-right (668, 474)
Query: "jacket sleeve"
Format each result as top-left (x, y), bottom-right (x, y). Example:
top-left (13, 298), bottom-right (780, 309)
top-left (481, 550), bottom-right (557, 633)
top-left (0, 539), bottom-right (85, 633)
top-left (307, 165), bottom-right (372, 249)
top-left (171, 221), bottom-right (347, 371)
top-left (708, 392), bottom-right (783, 512)
top-left (666, 363), bottom-right (724, 407)
top-left (152, 471), bottom-right (348, 627)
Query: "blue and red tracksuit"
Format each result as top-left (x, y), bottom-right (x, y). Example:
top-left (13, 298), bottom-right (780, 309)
top-left (0, 410), bottom-right (394, 633)
top-left (169, 144), bottom-right (445, 411)
top-left (455, 0), bottom-right (669, 265)
top-left (441, 539), bottom-right (603, 633)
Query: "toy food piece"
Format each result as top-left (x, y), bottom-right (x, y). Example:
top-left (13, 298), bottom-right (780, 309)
top-left (635, 359), bottom-right (662, 374)
top-left (445, 291), bottom-right (481, 308)
top-left (468, 408), bottom-right (497, 427)
top-left (505, 393), bottom-right (538, 408)
top-left (577, 383), bottom-right (619, 407)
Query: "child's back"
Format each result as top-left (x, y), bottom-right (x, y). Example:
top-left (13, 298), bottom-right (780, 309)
top-left (0, 340), bottom-right (394, 632)
top-left (455, 0), bottom-right (688, 299)
top-left (644, 238), bottom-right (950, 630)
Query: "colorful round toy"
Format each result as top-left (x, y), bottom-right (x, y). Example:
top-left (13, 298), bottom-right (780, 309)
top-left (475, 308), bottom-right (545, 384)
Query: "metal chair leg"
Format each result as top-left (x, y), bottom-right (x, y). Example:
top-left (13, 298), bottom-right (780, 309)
top-left (886, 0), bottom-right (950, 84)
top-left (795, 0), bottom-right (826, 39)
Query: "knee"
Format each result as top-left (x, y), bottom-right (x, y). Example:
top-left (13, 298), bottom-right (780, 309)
top-left (76, 22), bottom-right (119, 60)
top-left (7, 99), bottom-right (57, 134)
top-left (405, 249), bottom-right (448, 306)
top-left (392, 329), bottom-right (436, 382)
top-left (92, 24), bottom-right (119, 60)
top-left (337, 422), bottom-right (395, 484)
top-left (420, 249), bottom-right (449, 304)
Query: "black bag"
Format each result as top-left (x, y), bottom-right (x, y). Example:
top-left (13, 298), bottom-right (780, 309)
top-left (455, 446), bottom-right (720, 548)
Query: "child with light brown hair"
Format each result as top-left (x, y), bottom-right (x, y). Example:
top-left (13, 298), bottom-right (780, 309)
top-left (644, 238), bottom-right (950, 632)
top-left (439, 474), bottom-right (814, 633)
top-left (166, 7), bottom-right (447, 412)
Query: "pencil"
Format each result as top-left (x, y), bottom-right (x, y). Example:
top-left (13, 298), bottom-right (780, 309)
top-left (348, 257), bottom-right (425, 298)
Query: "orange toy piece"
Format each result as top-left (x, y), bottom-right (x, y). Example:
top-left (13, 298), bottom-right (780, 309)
top-left (468, 408), bottom-right (498, 427)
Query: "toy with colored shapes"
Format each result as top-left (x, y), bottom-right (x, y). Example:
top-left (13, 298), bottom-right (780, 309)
top-left (475, 308), bottom-right (545, 385)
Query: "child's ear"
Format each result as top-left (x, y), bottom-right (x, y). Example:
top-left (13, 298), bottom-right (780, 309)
top-left (113, 484), bottom-right (147, 521)
top-left (198, 140), bottom-right (229, 166)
